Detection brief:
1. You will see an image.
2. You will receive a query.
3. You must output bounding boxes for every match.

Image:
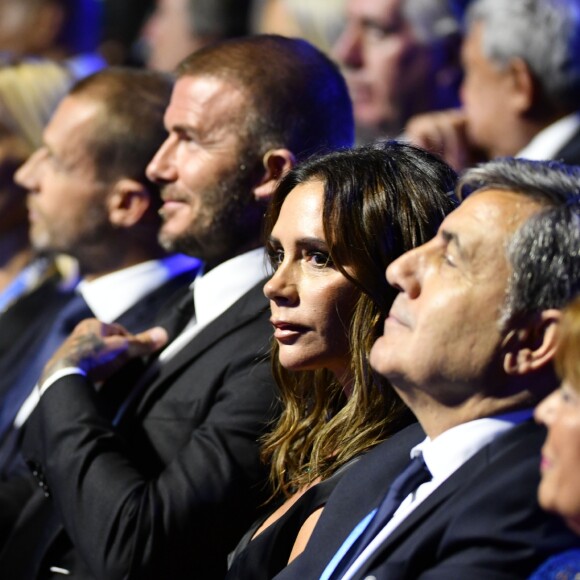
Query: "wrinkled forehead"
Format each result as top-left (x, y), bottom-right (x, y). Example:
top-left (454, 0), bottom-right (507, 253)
top-left (443, 188), bottom-right (543, 259)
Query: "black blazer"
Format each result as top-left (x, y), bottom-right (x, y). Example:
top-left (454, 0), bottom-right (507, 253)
top-left (0, 267), bottom-right (199, 399)
top-left (554, 127), bottom-right (580, 166)
top-left (277, 421), bottom-right (578, 580)
top-left (0, 268), bottom-right (200, 479)
top-left (0, 280), bottom-right (279, 580)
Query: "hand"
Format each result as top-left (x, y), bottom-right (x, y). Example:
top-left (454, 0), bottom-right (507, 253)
top-left (40, 318), bottom-right (169, 385)
top-left (404, 109), bottom-right (487, 172)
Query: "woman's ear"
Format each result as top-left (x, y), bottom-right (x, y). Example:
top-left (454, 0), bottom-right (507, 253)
top-left (502, 309), bottom-right (561, 375)
top-left (253, 149), bottom-right (296, 201)
top-left (107, 179), bottom-right (152, 228)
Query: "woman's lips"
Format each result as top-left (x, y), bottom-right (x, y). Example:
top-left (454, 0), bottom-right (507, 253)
top-left (271, 321), bottom-right (309, 342)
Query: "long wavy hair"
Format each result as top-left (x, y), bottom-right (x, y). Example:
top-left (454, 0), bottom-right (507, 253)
top-left (262, 141), bottom-right (458, 496)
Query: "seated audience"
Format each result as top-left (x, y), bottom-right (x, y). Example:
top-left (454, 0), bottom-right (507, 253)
top-left (0, 67), bottom-right (199, 479)
top-left (532, 296), bottom-right (580, 578)
top-left (334, 0), bottom-right (465, 143)
top-left (406, 0), bottom-right (580, 171)
top-left (0, 35), bottom-right (354, 579)
top-left (226, 141), bottom-right (457, 579)
top-left (274, 157), bottom-right (580, 580)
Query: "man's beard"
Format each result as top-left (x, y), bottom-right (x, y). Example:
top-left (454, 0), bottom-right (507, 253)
top-left (159, 168), bottom-right (264, 265)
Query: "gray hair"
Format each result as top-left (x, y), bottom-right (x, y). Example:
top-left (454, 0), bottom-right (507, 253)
top-left (467, 0), bottom-right (580, 109)
top-left (404, 0), bottom-right (463, 44)
top-left (187, 0), bottom-right (251, 38)
top-left (459, 157), bottom-right (580, 326)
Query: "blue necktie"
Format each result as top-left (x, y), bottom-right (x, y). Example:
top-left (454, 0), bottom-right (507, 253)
top-left (324, 453), bottom-right (432, 579)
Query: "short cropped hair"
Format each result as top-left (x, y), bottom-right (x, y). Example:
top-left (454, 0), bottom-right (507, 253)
top-left (459, 157), bottom-right (580, 325)
top-left (68, 67), bottom-right (173, 193)
top-left (176, 34), bottom-right (354, 160)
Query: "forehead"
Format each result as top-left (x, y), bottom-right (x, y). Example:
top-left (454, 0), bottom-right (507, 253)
top-left (462, 21), bottom-right (486, 65)
top-left (273, 181), bottom-right (325, 238)
top-left (44, 95), bottom-right (101, 154)
top-left (444, 188), bottom-right (542, 254)
top-left (347, 0), bottom-right (402, 23)
top-left (164, 75), bottom-right (247, 132)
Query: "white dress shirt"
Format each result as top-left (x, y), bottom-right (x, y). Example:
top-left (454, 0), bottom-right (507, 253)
top-left (339, 409), bottom-right (534, 580)
top-left (16, 248), bottom-right (270, 426)
top-left (14, 254), bottom-right (200, 427)
top-left (78, 254), bottom-right (199, 323)
top-left (516, 112), bottom-right (580, 161)
top-left (159, 247), bottom-right (270, 362)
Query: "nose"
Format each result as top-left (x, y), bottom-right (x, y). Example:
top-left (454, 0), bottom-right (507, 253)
top-left (333, 23), bottom-right (363, 69)
top-left (386, 245), bottom-right (423, 299)
top-left (534, 389), bottom-right (560, 426)
top-left (263, 261), bottom-right (299, 306)
top-left (146, 135), bottom-right (178, 184)
top-left (14, 147), bottom-right (44, 192)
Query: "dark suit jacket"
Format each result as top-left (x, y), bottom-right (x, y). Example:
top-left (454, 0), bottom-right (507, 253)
top-left (554, 127), bottom-right (580, 166)
top-left (277, 421), bottom-right (578, 580)
top-left (0, 268), bottom-right (199, 480)
top-left (0, 279), bottom-right (279, 580)
top-left (0, 270), bottom-right (67, 357)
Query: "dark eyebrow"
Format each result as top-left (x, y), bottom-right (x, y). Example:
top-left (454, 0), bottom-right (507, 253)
top-left (440, 229), bottom-right (467, 261)
top-left (267, 235), bottom-right (329, 250)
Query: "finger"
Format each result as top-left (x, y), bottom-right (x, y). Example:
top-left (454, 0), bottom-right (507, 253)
top-left (125, 326), bottom-right (169, 357)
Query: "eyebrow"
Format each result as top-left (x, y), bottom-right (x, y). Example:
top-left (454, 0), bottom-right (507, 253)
top-left (440, 229), bottom-right (467, 261)
top-left (267, 235), bottom-right (329, 250)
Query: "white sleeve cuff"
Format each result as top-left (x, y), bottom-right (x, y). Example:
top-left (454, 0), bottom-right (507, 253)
top-left (14, 367), bottom-right (87, 428)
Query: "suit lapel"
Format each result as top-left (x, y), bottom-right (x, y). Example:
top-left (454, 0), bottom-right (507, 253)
top-left (356, 421), bottom-right (538, 576)
top-left (114, 268), bottom-right (198, 334)
top-left (132, 279), bottom-right (270, 417)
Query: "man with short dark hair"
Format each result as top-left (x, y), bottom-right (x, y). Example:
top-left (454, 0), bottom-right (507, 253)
top-left (0, 67), bottom-right (199, 479)
top-left (0, 35), bottom-right (354, 579)
top-left (276, 157), bottom-right (580, 579)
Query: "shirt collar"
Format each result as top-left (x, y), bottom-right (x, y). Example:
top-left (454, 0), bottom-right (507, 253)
top-left (193, 247), bottom-right (270, 328)
top-left (412, 409), bottom-right (534, 483)
top-left (78, 254), bottom-right (199, 323)
top-left (516, 112), bottom-right (580, 161)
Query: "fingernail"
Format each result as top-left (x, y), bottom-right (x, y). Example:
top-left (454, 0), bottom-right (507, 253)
top-left (148, 327), bottom-right (168, 346)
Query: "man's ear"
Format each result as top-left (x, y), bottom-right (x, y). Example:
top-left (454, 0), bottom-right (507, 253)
top-left (506, 57), bottom-right (535, 115)
top-left (502, 309), bottom-right (561, 375)
top-left (253, 148), bottom-right (296, 201)
top-left (107, 179), bottom-right (152, 228)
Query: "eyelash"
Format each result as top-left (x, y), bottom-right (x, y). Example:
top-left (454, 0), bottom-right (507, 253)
top-left (442, 253), bottom-right (455, 267)
top-left (267, 248), bottom-right (284, 269)
top-left (266, 248), bottom-right (333, 270)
